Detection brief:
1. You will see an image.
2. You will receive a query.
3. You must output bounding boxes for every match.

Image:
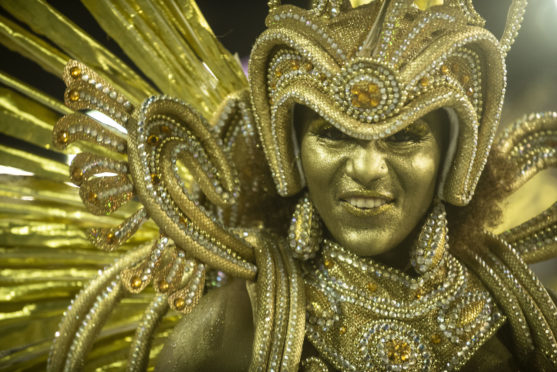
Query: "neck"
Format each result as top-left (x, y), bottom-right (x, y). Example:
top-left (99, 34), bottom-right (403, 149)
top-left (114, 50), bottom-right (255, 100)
top-left (371, 226), bottom-right (420, 273)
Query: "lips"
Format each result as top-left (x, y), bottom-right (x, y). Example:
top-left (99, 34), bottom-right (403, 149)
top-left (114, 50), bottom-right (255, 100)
top-left (338, 191), bottom-right (394, 216)
top-left (344, 197), bottom-right (389, 209)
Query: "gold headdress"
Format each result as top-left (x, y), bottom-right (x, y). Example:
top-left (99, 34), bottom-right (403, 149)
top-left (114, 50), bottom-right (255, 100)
top-left (250, 0), bottom-right (526, 205)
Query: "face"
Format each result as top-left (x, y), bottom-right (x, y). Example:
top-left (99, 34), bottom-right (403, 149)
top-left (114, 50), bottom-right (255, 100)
top-left (299, 108), bottom-right (446, 258)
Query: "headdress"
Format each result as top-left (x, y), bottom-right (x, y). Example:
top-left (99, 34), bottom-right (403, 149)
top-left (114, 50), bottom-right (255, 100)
top-left (250, 0), bottom-right (526, 205)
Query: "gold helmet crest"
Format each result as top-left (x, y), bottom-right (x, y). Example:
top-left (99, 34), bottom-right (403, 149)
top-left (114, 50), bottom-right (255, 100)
top-left (250, 0), bottom-right (526, 205)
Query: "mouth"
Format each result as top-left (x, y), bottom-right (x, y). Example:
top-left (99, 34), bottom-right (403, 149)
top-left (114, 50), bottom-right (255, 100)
top-left (338, 192), bottom-right (394, 216)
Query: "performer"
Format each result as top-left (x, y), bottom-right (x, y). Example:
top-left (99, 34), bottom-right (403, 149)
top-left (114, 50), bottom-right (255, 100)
top-left (0, 0), bottom-right (555, 371)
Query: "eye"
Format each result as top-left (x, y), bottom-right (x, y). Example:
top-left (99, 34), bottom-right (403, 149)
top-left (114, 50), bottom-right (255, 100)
top-left (386, 120), bottom-right (430, 144)
top-left (313, 122), bottom-right (351, 141)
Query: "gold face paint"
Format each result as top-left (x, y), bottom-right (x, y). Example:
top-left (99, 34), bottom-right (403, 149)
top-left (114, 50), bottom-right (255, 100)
top-left (300, 108), bottom-right (446, 264)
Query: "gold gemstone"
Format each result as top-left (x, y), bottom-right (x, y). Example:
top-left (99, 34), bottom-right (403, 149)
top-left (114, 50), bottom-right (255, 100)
top-left (431, 333), bottom-right (442, 344)
top-left (339, 326), bottom-right (347, 335)
top-left (174, 297), bottom-right (185, 310)
top-left (87, 192), bottom-right (98, 203)
top-left (106, 231), bottom-right (115, 244)
top-left (367, 282), bottom-right (378, 292)
top-left (69, 89), bottom-right (80, 102)
top-left (58, 131), bottom-right (69, 144)
top-left (304, 62), bottom-right (314, 71)
top-left (160, 125), bottom-right (171, 134)
top-left (70, 66), bottom-right (82, 79)
top-left (466, 87), bottom-right (474, 97)
top-left (130, 276), bottom-right (142, 289)
top-left (291, 60), bottom-right (300, 70)
top-left (275, 70), bottom-right (283, 78)
top-left (415, 288), bottom-right (425, 299)
top-left (386, 339), bottom-right (411, 364)
top-left (151, 173), bottom-right (161, 185)
top-left (350, 87), bottom-right (360, 96)
top-left (461, 75), bottom-right (470, 84)
top-left (419, 77), bottom-right (429, 87)
top-left (358, 93), bottom-right (369, 105)
top-left (324, 259), bottom-right (334, 269)
top-left (147, 134), bottom-right (160, 146)
top-left (351, 83), bottom-right (381, 109)
top-left (71, 167), bottom-right (83, 182)
top-left (367, 83), bottom-right (379, 94)
top-left (440, 65), bottom-right (450, 75)
top-left (158, 280), bottom-right (170, 292)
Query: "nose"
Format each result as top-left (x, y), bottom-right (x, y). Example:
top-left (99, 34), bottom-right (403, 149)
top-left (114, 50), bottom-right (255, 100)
top-left (345, 140), bottom-right (388, 185)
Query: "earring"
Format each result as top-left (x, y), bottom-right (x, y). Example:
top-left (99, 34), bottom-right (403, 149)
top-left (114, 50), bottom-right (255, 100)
top-left (410, 198), bottom-right (449, 275)
top-left (288, 193), bottom-right (322, 260)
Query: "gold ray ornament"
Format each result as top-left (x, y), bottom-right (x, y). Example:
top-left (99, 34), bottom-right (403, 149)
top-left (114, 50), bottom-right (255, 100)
top-left (413, 0), bottom-right (444, 11)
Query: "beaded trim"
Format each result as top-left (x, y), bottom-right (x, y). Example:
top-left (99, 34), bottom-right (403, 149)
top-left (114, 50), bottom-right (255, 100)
top-left (303, 232), bottom-right (505, 371)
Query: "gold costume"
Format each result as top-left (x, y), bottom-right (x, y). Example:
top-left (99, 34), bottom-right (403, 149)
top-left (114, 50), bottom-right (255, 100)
top-left (0, 0), bottom-right (556, 371)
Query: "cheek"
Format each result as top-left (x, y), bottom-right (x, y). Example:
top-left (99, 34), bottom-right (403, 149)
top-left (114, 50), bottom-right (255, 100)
top-left (409, 152), bottom-right (440, 190)
top-left (301, 139), bottom-right (338, 188)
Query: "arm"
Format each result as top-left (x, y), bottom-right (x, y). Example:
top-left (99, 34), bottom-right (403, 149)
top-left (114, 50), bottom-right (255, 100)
top-left (155, 278), bottom-right (254, 371)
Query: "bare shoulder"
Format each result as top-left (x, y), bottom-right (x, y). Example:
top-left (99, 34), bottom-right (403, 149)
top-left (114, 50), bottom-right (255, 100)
top-left (155, 278), bottom-right (254, 371)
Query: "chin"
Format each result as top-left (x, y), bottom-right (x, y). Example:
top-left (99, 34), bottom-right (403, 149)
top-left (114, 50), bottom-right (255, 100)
top-left (336, 232), bottom-right (396, 258)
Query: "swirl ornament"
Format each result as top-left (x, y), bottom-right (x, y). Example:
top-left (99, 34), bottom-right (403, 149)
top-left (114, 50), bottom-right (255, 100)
top-left (53, 61), bottom-right (257, 318)
top-left (357, 321), bottom-right (433, 371)
top-left (332, 60), bottom-right (404, 124)
top-left (128, 95), bottom-right (256, 278)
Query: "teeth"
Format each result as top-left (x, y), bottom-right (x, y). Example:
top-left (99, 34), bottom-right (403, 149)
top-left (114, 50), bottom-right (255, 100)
top-left (346, 197), bottom-right (388, 209)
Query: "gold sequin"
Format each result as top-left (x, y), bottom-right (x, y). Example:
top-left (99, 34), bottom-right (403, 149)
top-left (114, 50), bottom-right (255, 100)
top-left (68, 89), bottom-right (80, 102)
top-left (87, 192), bottom-right (98, 202)
top-left (415, 288), bottom-right (424, 299)
top-left (386, 339), bottom-right (411, 363)
top-left (466, 87), bottom-right (474, 97)
top-left (106, 232), bottom-right (115, 244)
top-left (441, 64), bottom-right (450, 75)
top-left (174, 297), bottom-right (185, 310)
top-left (70, 66), bottom-right (82, 79)
top-left (367, 282), bottom-right (378, 292)
top-left (158, 280), bottom-right (170, 292)
top-left (57, 131), bottom-right (69, 144)
top-left (130, 276), bottom-right (142, 289)
top-left (71, 168), bottom-right (83, 182)
top-left (147, 134), bottom-right (160, 146)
